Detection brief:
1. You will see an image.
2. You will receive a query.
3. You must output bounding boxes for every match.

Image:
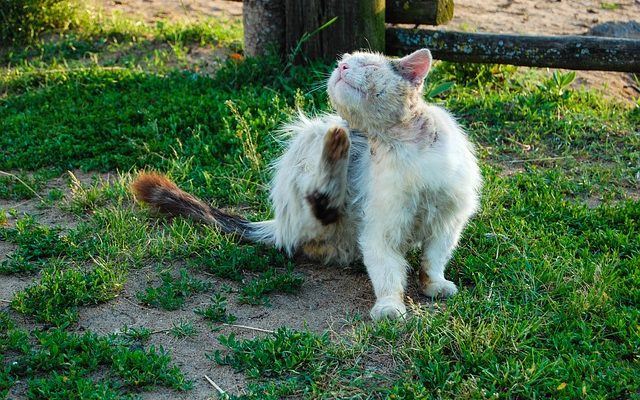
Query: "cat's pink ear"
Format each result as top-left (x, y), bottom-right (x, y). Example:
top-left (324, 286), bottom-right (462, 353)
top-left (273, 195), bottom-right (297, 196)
top-left (396, 49), bottom-right (432, 84)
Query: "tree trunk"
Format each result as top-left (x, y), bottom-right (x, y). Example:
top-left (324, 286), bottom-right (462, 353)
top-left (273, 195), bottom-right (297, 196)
top-left (243, 0), bottom-right (285, 57)
top-left (284, 0), bottom-right (385, 62)
top-left (386, 0), bottom-right (454, 25)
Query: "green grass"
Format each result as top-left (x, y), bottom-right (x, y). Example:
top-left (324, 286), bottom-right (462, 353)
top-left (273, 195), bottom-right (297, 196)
top-left (136, 268), bottom-right (211, 311)
top-left (1, 6), bottom-right (639, 399)
top-left (0, 312), bottom-right (190, 398)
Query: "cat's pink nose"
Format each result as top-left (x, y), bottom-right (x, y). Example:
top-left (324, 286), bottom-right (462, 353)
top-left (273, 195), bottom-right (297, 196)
top-left (339, 62), bottom-right (348, 71)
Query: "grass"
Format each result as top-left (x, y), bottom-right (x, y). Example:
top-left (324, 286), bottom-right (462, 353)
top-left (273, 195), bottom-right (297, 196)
top-left (0, 312), bottom-right (190, 398)
top-left (1, 3), bottom-right (639, 398)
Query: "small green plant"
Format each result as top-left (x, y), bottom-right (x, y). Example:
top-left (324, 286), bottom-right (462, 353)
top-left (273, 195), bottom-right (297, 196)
top-left (170, 319), bottom-right (198, 339)
top-left (11, 261), bottom-right (126, 326)
top-left (2, 326), bottom-right (190, 396)
top-left (538, 70), bottom-right (576, 99)
top-left (118, 325), bottom-right (152, 343)
top-left (194, 293), bottom-right (236, 323)
top-left (0, 215), bottom-right (68, 274)
top-left (600, 2), bottom-right (619, 10)
top-left (136, 269), bottom-right (211, 310)
top-left (238, 267), bottom-right (303, 306)
top-left (424, 79), bottom-right (454, 100)
top-left (214, 328), bottom-right (330, 379)
top-left (0, 172), bottom-right (45, 200)
top-left (47, 188), bottom-right (65, 202)
top-left (110, 345), bottom-right (192, 390)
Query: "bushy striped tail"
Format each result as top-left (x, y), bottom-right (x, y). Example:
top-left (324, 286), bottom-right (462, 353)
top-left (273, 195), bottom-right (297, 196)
top-left (131, 172), bottom-right (275, 244)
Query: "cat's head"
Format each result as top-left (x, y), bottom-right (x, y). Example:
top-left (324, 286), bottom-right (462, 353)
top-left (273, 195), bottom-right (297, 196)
top-left (327, 49), bottom-right (432, 131)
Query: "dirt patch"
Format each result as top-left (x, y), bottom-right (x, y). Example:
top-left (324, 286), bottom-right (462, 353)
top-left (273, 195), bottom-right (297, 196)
top-left (74, 262), bottom-right (374, 398)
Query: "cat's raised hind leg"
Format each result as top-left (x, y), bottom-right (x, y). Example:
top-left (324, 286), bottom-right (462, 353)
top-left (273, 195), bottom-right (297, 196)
top-left (306, 126), bottom-right (350, 225)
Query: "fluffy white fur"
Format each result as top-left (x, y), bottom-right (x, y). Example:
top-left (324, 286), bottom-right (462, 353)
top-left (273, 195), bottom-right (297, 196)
top-left (260, 49), bottom-right (482, 320)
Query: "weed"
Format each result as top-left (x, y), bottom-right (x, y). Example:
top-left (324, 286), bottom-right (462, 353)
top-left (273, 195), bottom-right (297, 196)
top-left (0, 0), bottom-right (79, 44)
top-left (215, 328), bottom-right (331, 379)
top-left (136, 268), bottom-right (211, 310)
top-left (12, 261), bottom-right (126, 326)
top-left (2, 325), bottom-right (190, 396)
top-left (0, 215), bottom-right (68, 274)
top-left (194, 293), bottom-right (236, 323)
top-left (238, 267), bottom-right (303, 306)
top-left (600, 2), bottom-right (619, 9)
top-left (118, 325), bottom-right (152, 343)
top-left (110, 345), bottom-right (192, 390)
top-left (170, 319), bottom-right (198, 339)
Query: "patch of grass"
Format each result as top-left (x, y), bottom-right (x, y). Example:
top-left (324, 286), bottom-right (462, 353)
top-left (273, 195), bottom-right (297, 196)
top-left (196, 241), bottom-right (291, 281)
top-left (136, 268), bottom-right (211, 310)
top-left (238, 267), bottom-right (304, 306)
top-left (0, 215), bottom-right (68, 274)
top-left (169, 319), bottom-right (198, 339)
top-left (118, 325), bottom-right (152, 343)
top-left (0, 170), bottom-right (55, 200)
top-left (0, 0), bottom-right (79, 44)
top-left (1, 322), bottom-right (190, 397)
top-left (215, 328), bottom-right (331, 380)
top-left (600, 2), bottom-right (619, 9)
top-left (195, 293), bottom-right (236, 324)
top-left (110, 345), bottom-right (191, 390)
top-left (12, 261), bottom-right (126, 326)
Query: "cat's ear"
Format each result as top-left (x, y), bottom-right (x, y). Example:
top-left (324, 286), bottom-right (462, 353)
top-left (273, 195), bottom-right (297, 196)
top-left (395, 49), bottom-right (432, 84)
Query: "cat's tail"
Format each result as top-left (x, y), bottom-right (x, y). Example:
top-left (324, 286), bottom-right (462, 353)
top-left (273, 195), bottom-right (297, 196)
top-left (131, 172), bottom-right (275, 245)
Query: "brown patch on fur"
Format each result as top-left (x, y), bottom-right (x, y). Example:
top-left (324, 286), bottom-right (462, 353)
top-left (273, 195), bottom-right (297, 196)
top-left (323, 126), bottom-right (350, 162)
top-left (418, 268), bottom-right (431, 289)
top-left (302, 240), bottom-right (337, 260)
top-left (131, 172), bottom-right (213, 222)
top-left (306, 191), bottom-right (340, 225)
top-left (131, 172), bottom-right (178, 203)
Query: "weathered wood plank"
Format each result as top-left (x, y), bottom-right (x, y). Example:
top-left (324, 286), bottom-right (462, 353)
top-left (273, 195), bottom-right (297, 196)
top-left (386, 0), bottom-right (454, 25)
top-left (284, 0), bottom-right (385, 61)
top-left (386, 28), bottom-right (640, 72)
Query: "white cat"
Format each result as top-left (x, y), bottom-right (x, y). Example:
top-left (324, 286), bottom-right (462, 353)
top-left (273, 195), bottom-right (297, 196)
top-left (132, 48), bottom-right (482, 320)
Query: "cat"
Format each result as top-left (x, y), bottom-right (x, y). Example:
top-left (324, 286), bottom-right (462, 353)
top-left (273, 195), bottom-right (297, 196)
top-left (131, 48), bottom-right (482, 320)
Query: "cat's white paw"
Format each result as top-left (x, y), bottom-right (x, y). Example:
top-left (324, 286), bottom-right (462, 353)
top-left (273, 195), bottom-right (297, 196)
top-left (370, 296), bottom-right (407, 321)
top-left (421, 279), bottom-right (458, 298)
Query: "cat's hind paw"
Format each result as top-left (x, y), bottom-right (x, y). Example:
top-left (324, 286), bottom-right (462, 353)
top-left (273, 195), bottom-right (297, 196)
top-left (370, 296), bottom-right (407, 321)
top-left (323, 126), bottom-right (350, 162)
top-left (420, 278), bottom-right (458, 298)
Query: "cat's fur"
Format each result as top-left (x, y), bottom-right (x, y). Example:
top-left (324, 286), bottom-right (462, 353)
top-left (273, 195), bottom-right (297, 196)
top-left (132, 48), bottom-right (481, 320)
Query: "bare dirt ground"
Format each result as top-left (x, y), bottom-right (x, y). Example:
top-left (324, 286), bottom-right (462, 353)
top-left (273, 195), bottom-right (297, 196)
top-left (90, 0), bottom-right (640, 103)
top-left (3, 2), bottom-right (638, 399)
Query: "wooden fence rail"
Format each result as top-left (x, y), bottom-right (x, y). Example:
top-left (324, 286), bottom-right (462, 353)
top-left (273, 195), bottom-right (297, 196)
top-left (387, 28), bottom-right (640, 73)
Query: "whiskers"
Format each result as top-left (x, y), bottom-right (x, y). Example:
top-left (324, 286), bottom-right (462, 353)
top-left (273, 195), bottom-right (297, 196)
top-left (306, 80), bottom-right (328, 95)
top-left (304, 69), bottom-right (332, 96)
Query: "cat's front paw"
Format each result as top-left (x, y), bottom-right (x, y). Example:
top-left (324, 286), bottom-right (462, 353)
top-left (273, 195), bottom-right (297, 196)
top-left (370, 296), bottom-right (406, 321)
top-left (420, 279), bottom-right (458, 298)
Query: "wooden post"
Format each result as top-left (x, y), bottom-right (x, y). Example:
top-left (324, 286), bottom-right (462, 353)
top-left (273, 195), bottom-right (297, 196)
top-left (386, 0), bottom-right (454, 25)
top-left (243, 0), bottom-right (285, 57)
top-left (284, 0), bottom-right (385, 62)
top-left (386, 28), bottom-right (640, 72)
